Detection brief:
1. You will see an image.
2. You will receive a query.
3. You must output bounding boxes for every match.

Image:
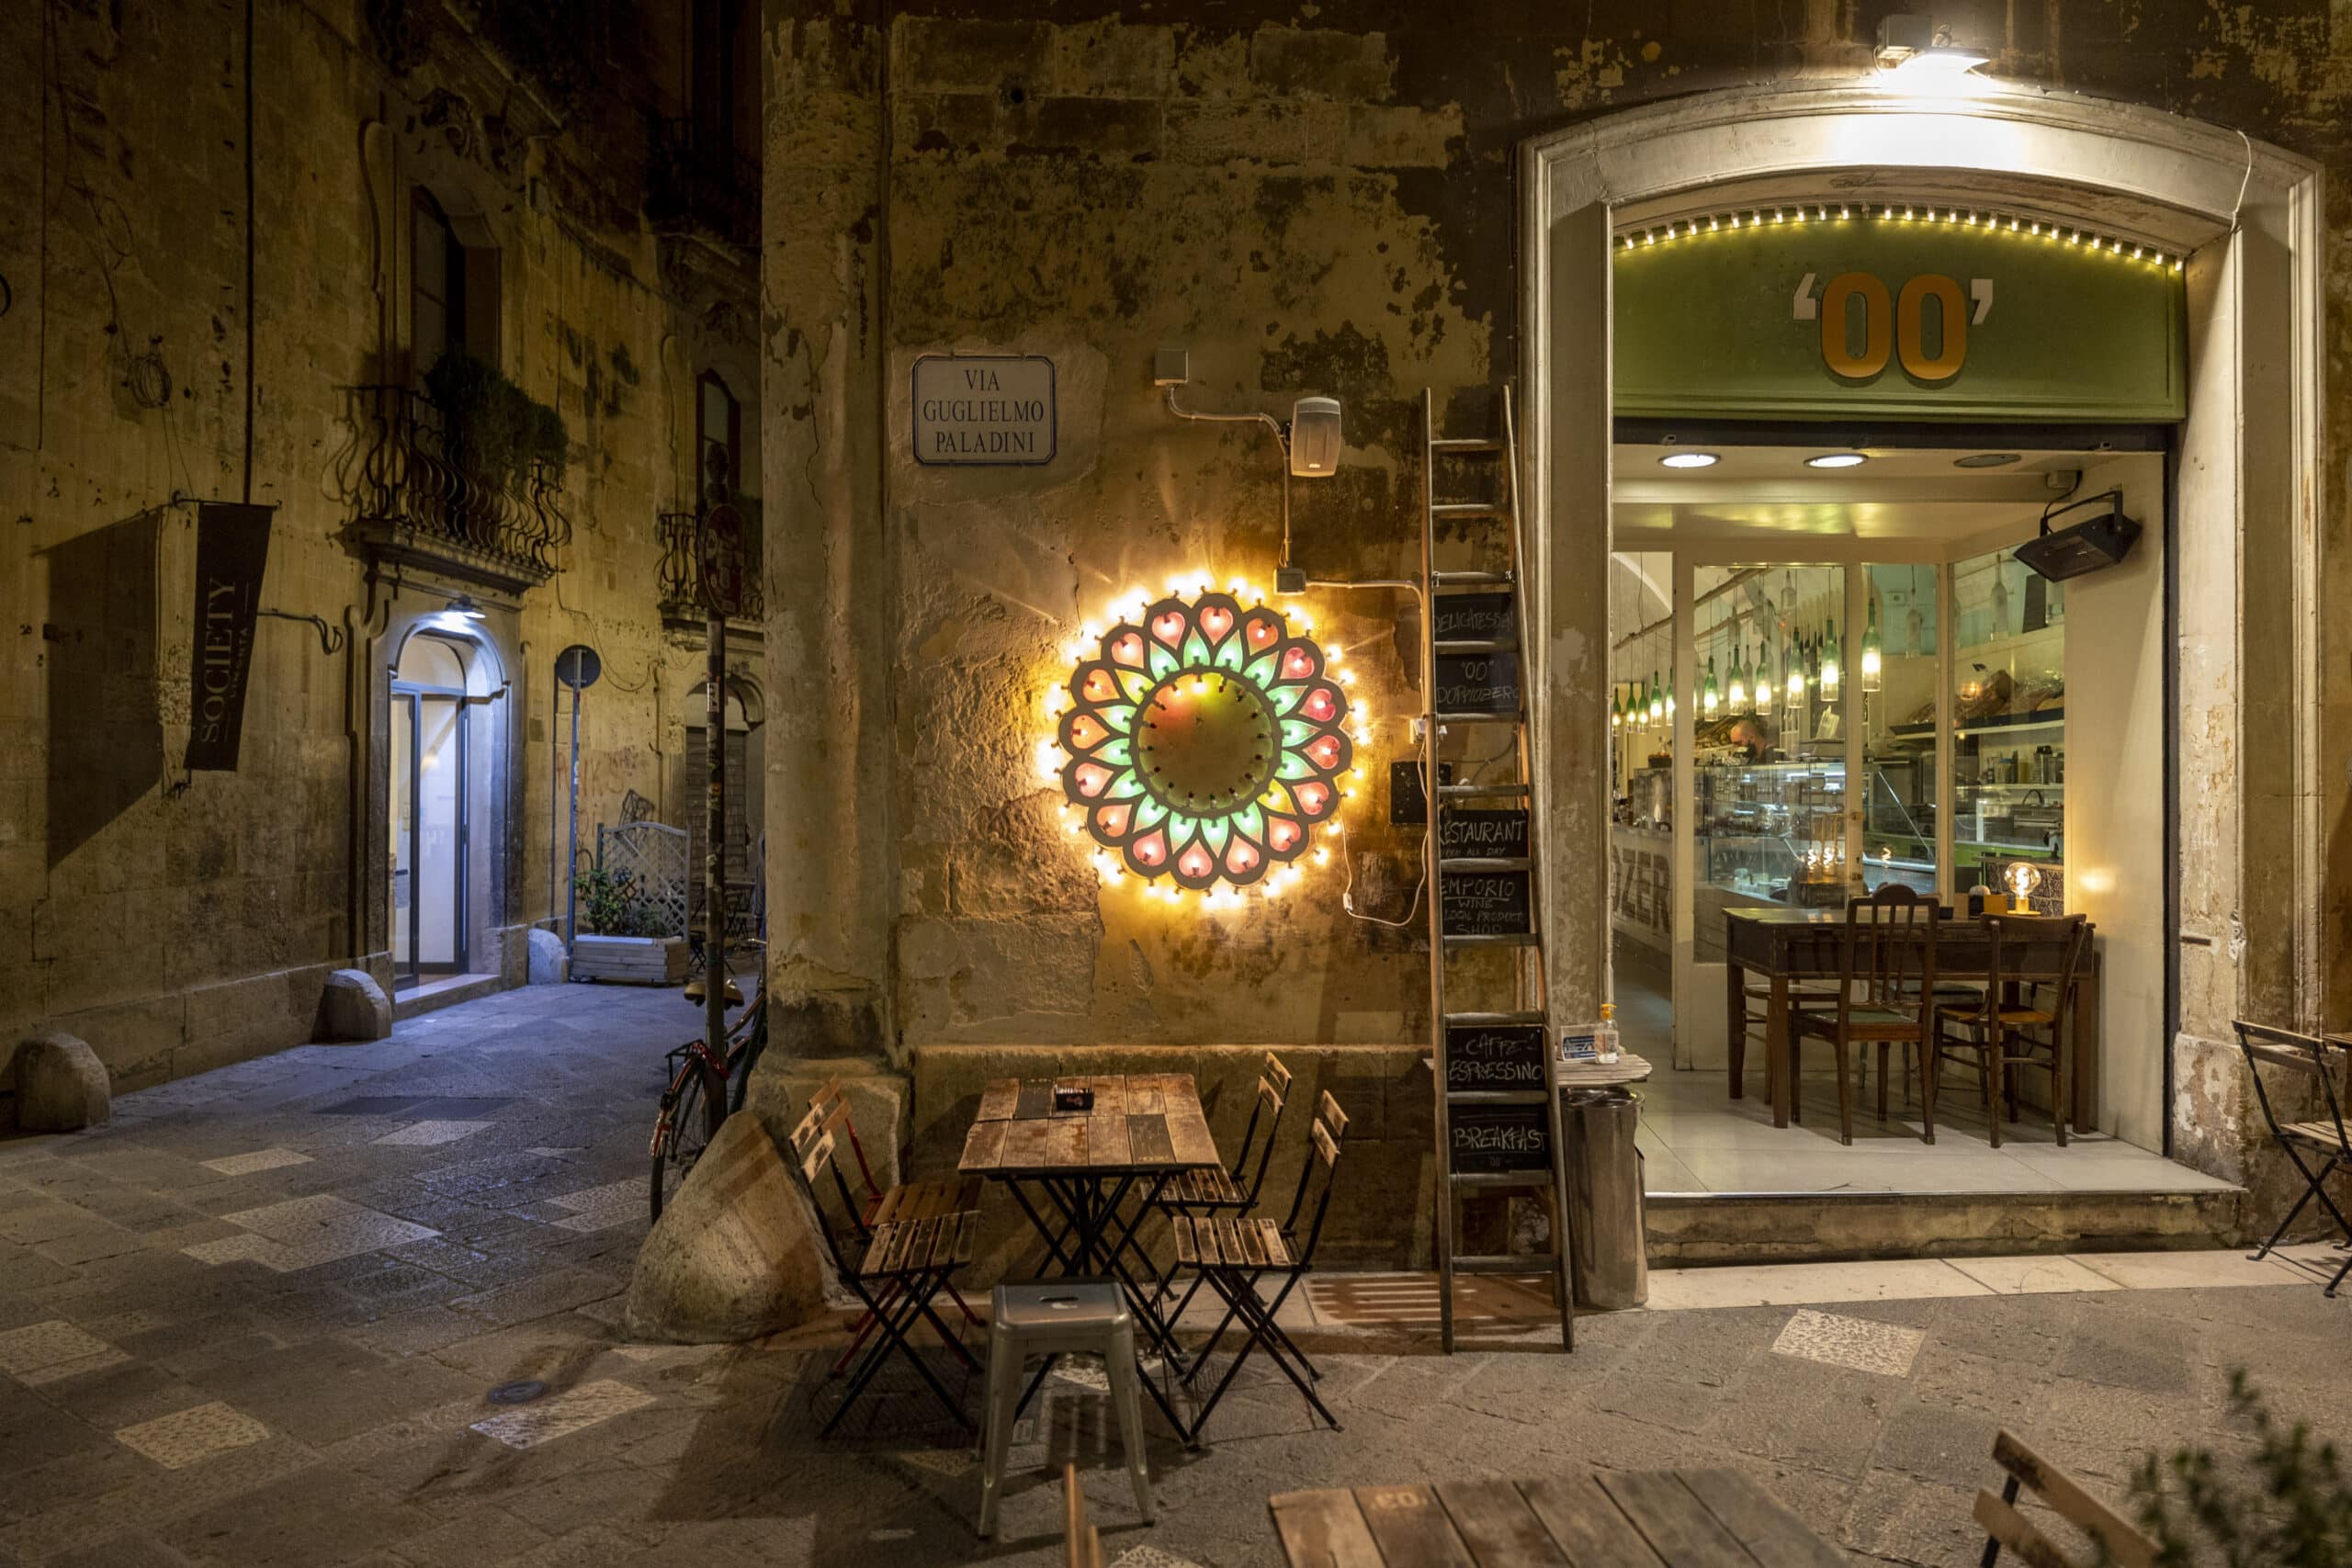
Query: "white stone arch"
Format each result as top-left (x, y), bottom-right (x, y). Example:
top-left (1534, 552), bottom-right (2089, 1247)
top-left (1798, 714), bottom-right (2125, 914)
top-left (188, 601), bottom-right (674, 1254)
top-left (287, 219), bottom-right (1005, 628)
top-left (1519, 81), bottom-right (2324, 1160)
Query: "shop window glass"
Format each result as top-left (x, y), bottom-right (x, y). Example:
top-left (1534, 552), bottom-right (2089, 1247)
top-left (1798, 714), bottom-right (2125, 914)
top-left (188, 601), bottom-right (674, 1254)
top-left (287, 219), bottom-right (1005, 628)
top-left (1694, 563), bottom-right (1846, 922)
top-left (1608, 552), bottom-right (1673, 970)
top-left (1860, 564), bottom-right (1938, 895)
top-left (1951, 542), bottom-right (2064, 905)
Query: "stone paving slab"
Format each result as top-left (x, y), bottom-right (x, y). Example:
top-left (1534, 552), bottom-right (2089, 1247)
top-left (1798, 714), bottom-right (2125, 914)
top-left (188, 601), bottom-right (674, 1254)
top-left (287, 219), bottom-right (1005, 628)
top-left (1, 978), bottom-right (2346, 1565)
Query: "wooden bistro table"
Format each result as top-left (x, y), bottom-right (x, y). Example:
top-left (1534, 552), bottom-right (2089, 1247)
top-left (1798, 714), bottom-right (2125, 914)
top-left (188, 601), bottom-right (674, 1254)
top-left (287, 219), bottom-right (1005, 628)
top-left (1270, 1468), bottom-right (1847, 1567)
top-left (958, 1071), bottom-right (1224, 1431)
top-left (1724, 906), bottom-right (2100, 1134)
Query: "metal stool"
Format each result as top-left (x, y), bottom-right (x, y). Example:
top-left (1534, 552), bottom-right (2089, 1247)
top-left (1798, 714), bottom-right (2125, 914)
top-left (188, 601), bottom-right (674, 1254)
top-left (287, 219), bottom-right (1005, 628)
top-left (977, 1280), bottom-right (1153, 1539)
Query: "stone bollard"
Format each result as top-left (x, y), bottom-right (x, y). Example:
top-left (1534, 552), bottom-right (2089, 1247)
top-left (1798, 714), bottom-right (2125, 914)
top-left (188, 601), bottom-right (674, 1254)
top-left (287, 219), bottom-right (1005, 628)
top-left (317, 969), bottom-right (392, 1043)
top-left (526, 928), bottom-right (568, 985)
top-left (624, 1111), bottom-right (832, 1343)
top-left (10, 1031), bottom-right (111, 1132)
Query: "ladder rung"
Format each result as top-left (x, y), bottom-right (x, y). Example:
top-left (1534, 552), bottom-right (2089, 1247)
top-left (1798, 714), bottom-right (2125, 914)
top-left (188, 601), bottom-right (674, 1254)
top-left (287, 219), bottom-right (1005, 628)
top-left (1435, 711), bottom-right (1521, 724)
top-left (1453, 1253), bottom-right (1561, 1274)
top-left (1439, 856), bottom-right (1530, 872)
top-left (1437, 783), bottom-right (1529, 799)
top-left (1442, 932), bottom-right (1539, 948)
top-left (1442, 1010), bottom-right (1546, 1025)
top-left (1433, 638), bottom-right (1516, 654)
top-left (1452, 1171), bottom-right (1555, 1189)
top-left (1431, 570), bottom-right (1512, 587)
top-left (1430, 438), bottom-right (1504, 453)
top-left (1430, 502), bottom-right (1507, 518)
top-left (1446, 1089), bottom-right (1550, 1106)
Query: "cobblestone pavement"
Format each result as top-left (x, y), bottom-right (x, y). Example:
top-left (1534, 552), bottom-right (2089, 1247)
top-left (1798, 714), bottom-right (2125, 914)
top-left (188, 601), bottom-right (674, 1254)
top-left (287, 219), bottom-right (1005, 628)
top-left (4, 982), bottom-right (2347, 1566)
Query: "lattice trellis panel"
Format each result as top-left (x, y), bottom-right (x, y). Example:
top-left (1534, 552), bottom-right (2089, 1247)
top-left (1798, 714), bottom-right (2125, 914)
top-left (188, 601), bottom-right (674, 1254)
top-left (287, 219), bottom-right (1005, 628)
top-left (599, 822), bottom-right (690, 938)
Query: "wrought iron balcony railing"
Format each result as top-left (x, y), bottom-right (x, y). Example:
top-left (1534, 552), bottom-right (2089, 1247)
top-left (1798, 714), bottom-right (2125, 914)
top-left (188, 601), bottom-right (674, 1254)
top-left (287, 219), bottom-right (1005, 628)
top-left (335, 385), bottom-right (571, 588)
top-left (658, 508), bottom-right (764, 625)
top-left (646, 116), bottom-right (759, 254)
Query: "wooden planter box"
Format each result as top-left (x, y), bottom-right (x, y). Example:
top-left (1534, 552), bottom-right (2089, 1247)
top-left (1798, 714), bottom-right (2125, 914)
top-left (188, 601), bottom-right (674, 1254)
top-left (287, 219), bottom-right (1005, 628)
top-left (572, 934), bottom-right (689, 986)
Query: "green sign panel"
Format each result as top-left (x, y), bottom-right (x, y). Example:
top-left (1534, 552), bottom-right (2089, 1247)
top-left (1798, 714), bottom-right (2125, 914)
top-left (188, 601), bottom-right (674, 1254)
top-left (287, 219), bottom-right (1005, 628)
top-left (1612, 216), bottom-right (2187, 423)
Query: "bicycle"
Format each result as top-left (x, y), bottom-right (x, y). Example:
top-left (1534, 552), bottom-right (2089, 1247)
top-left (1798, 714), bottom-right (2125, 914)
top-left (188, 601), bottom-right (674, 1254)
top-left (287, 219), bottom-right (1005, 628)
top-left (648, 969), bottom-right (770, 1223)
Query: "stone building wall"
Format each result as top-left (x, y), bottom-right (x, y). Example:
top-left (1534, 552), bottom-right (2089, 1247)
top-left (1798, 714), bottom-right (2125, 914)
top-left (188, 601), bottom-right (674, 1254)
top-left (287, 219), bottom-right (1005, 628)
top-left (760, 2), bottom-right (2352, 1232)
top-left (2, 0), bottom-right (761, 1092)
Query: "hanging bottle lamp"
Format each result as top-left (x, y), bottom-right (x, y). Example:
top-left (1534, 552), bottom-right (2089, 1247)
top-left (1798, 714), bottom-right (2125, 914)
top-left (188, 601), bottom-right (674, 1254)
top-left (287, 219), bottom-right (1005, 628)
top-left (1753, 638), bottom-right (1774, 716)
top-left (1785, 637), bottom-right (1805, 706)
top-left (1727, 643), bottom-right (1748, 716)
top-left (1647, 671), bottom-right (1663, 722)
top-left (1702, 654), bottom-right (1720, 718)
top-left (1666, 671), bottom-right (1677, 719)
top-left (1860, 602), bottom-right (1883, 693)
top-left (1610, 685), bottom-right (1623, 731)
top-left (1819, 617), bottom-right (1842, 701)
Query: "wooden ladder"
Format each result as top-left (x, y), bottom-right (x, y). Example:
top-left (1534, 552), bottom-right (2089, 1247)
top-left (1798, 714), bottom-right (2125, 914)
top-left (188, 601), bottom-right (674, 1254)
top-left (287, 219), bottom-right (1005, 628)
top-left (1418, 386), bottom-right (1574, 1354)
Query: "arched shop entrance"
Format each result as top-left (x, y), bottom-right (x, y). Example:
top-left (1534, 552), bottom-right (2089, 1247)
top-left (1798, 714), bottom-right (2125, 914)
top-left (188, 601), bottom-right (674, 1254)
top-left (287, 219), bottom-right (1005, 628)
top-left (1521, 84), bottom-right (2323, 1204)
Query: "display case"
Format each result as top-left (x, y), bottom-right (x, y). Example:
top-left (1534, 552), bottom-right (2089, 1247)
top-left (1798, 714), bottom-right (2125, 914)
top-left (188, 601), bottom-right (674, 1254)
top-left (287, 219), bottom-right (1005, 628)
top-left (1695, 760), bottom-right (1848, 906)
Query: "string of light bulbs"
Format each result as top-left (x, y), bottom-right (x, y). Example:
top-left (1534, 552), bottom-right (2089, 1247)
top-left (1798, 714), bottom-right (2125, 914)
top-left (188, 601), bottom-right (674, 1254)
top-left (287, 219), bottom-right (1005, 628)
top-left (1616, 202), bottom-right (2186, 272)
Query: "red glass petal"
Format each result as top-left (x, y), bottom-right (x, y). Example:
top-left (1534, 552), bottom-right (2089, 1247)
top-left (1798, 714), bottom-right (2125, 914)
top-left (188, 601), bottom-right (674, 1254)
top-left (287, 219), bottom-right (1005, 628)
top-left (1129, 828), bottom-right (1168, 868)
top-left (1304, 734), bottom-right (1341, 771)
top-left (1068, 714), bottom-right (1109, 750)
top-left (1302, 685), bottom-right (1338, 723)
top-left (1294, 780), bottom-right (1332, 817)
top-left (1224, 836), bottom-right (1261, 879)
top-left (1199, 604), bottom-right (1235, 643)
top-left (1265, 815), bottom-right (1302, 853)
top-left (1150, 608), bottom-right (1188, 648)
top-left (1095, 802), bottom-right (1133, 838)
top-left (1109, 630), bottom-right (1148, 669)
top-left (1073, 762), bottom-right (1114, 799)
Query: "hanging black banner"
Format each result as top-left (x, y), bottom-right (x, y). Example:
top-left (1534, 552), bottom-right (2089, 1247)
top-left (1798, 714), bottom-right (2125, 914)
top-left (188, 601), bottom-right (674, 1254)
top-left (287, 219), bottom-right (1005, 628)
top-left (185, 502), bottom-right (273, 771)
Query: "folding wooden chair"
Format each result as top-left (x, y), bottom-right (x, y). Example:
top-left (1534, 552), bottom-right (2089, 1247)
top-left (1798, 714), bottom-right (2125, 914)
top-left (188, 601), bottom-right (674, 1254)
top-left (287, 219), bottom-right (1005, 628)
top-left (1976, 1427), bottom-right (2156, 1567)
top-left (790, 1082), bottom-right (983, 1377)
top-left (1935, 913), bottom-right (2090, 1147)
top-left (787, 1125), bottom-right (979, 1434)
top-left (2234, 1018), bottom-right (2352, 1295)
top-left (1149, 1054), bottom-right (1293, 1319)
top-left (1165, 1091), bottom-right (1348, 1445)
top-left (1791, 885), bottom-right (1941, 1145)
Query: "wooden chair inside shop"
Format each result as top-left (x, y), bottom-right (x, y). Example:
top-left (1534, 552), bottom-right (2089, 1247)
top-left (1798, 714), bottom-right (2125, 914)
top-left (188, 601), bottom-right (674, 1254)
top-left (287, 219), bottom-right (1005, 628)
top-left (1975, 1428), bottom-right (2156, 1568)
top-left (2233, 1019), bottom-right (2352, 1295)
top-left (1063, 1463), bottom-right (1105, 1568)
top-left (786, 1121), bottom-right (980, 1435)
top-left (1789, 885), bottom-right (1941, 1145)
top-left (788, 1083), bottom-right (982, 1380)
top-left (1932, 913), bottom-right (2091, 1147)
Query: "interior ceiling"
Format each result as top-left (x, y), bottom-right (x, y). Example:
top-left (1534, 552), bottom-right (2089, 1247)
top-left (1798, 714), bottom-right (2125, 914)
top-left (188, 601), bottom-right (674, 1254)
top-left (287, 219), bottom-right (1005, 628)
top-left (1611, 168), bottom-right (2230, 255)
top-left (1613, 445), bottom-right (2134, 542)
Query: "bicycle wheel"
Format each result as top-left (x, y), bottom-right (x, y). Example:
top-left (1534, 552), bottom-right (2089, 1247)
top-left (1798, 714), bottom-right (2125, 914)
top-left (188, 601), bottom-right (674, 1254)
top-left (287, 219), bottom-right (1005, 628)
top-left (649, 1055), bottom-right (729, 1224)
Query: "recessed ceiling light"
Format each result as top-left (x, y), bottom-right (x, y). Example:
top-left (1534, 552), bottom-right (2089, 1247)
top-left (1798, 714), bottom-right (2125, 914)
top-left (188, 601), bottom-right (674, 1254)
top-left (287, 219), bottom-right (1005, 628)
top-left (1658, 452), bottom-right (1720, 468)
top-left (1804, 453), bottom-right (1869, 469)
top-left (1953, 452), bottom-right (2022, 468)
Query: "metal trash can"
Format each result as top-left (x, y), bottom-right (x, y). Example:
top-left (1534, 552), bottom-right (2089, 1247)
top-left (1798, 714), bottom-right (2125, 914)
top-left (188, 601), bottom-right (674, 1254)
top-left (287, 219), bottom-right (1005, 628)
top-left (1563, 1089), bottom-right (1647, 1310)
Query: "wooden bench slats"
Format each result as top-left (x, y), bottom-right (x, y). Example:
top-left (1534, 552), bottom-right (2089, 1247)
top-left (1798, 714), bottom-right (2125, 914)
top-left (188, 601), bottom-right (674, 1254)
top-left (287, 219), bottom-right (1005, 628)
top-left (1512, 1475), bottom-right (1668, 1567)
top-left (1990, 1430), bottom-right (2156, 1568)
top-left (1432, 1478), bottom-right (1571, 1567)
top-left (1678, 1469), bottom-right (1849, 1568)
top-left (1267, 1490), bottom-right (1383, 1568)
top-left (1262, 1052), bottom-right (1294, 1096)
top-left (1598, 1471), bottom-right (1755, 1566)
top-left (1353, 1484), bottom-right (1476, 1567)
top-left (1236, 1216), bottom-right (1268, 1267)
top-left (1170, 1216), bottom-right (1197, 1266)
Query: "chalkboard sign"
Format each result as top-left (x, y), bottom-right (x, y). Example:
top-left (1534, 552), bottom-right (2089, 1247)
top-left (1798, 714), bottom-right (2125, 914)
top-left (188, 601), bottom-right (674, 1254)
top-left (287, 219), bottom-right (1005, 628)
top-left (1436, 651), bottom-right (1520, 714)
top-left (1445, 1024), bottom-right (1547, 1090)
top-left (1432, 592), bottom-right (1513, 644)
top-left (1442, 869), bottom-right (1532, 935)
top-left (1451, 1104), bottom-right (1550, 1172)
top-left (1440, 808), bottom-right (1528, 859)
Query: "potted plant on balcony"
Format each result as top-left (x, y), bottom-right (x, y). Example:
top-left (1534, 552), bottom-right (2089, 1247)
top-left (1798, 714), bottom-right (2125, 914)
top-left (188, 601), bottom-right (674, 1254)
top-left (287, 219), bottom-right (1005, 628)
top-left (570, 866), bottom-right (689, 985)
top-left (422, 351), bottom-right (569, 549)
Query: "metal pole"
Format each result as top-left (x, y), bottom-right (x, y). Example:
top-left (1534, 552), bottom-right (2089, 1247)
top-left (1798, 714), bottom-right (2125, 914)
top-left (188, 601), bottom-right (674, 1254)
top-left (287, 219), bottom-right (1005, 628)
top-left (705, 617), bottom-right (727, 1055)
top-left (564, 681), bottom-right (582, 952)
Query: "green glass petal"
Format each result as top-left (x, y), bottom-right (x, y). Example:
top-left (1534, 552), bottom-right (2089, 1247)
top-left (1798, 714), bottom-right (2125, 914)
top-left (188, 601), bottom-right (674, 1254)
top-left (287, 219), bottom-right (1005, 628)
top-left (1269, 684), bottom-right (1305, 716)
top-left (1098, 702), bottom-right (1136, 735)
top-left (1105, 769), bottom-right (1145, 800)
top-left (1233, 803), bottom-right (1264, 840)
top-left (1275, 752), bottom-right (1315, 782)
top-left (1181, 631), bottom-right (1212, 670)
top-left (1243, 652), bottom-right (1278, 686)
top-left (1213, 637), bottom-right (1245, 673)
top-left (1118, 666), bottom-right (1156, 702)
top-left (1280, 718), bottom-right (1322, 748)
top-left (1201, 816), bottom-right (1230, 855)
top-left (1095, 738), bottom-right (1132, 766)
top-left (1134, 796), bottom-right (1169, 830)
top-left (1148, 644), bottom-right (1177, 681)
top-left (1167, 813), bottom-right (1197, 846)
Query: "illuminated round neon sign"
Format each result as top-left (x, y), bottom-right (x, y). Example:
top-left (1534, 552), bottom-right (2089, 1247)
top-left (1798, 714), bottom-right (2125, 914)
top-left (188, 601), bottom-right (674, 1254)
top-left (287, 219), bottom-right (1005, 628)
top-left (1052, 589), bottom-right (1355, 897)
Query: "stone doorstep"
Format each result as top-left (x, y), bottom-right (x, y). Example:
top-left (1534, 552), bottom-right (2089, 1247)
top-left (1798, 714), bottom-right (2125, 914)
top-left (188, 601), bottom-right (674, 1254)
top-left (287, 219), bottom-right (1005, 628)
top-left (392, 974), bottom-right (507, 1023)
top-left (1645, 1184), bottom-right (2247, 1266)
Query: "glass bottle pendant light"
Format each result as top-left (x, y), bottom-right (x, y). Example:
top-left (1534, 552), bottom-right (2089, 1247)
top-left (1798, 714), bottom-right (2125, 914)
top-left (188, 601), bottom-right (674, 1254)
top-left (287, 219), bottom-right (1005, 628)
top-left (1726, 644), bottom-right (1748, 716)
top-left (1610, 686), bottom-right (1623, 730)
top-left (1785, 637), bottom-right (1805, 705)
top-left (1648, 670), bottom-right (1663, 722)
top-left (1666, 671), bottom-right (1677, 718)
top-left (1819, 617), bottom-right (1842, 701)
top-left (1702, 655), bottom-right (1720, 718)
top-left (1860, 601), bottom-right (1883, 693)
top-left (1753, 639), bottom-right (1774, 716)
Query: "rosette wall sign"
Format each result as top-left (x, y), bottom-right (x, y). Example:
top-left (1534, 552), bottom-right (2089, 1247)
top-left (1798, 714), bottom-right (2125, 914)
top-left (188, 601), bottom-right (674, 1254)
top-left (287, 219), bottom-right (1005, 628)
top-left (1041, 581), bottom-right (1365, 908)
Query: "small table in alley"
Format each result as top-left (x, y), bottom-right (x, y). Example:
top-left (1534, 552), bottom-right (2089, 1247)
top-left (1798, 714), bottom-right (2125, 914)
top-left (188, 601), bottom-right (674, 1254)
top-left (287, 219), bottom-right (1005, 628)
top-left (958, 1072), bottom-right (1224, 1427)
top-left (1270, 1468), bottom-right (1847, 1567)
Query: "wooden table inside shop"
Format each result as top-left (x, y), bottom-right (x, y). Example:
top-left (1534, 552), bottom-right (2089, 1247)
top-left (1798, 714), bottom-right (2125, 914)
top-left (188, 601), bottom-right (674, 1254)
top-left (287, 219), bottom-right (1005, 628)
top-left (1724, 906), bottom-right (2100, 1134)
top-left (1269, 1468), bottom-right (1847, 1567)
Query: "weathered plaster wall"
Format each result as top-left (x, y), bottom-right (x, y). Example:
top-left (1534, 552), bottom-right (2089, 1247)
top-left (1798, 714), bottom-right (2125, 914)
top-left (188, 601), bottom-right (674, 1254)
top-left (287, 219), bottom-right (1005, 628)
top-left (3, 0), bottom-right (759, 1089)
top-left (763, 0), bottom-right (2351, 1068)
